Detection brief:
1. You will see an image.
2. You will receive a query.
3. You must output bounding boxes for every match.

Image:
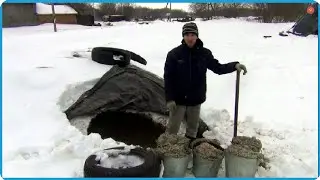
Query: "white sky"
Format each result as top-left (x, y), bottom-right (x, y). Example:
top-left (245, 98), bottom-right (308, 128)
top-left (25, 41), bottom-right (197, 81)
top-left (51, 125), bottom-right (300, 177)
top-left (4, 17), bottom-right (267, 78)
top-left (135, 3), bottom-right (191, 12)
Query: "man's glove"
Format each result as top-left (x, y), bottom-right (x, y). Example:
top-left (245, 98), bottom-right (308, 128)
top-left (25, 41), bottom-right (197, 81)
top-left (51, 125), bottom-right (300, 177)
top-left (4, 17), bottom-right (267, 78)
top-left (235, 63), bottom-right (247, 75)
top-left (166, 101), bottom-right (176, 112)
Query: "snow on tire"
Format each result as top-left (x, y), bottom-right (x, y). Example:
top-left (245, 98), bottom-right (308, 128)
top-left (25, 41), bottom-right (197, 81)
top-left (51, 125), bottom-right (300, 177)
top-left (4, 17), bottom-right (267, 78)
top-left (83, 147), bottom-right (161, 177)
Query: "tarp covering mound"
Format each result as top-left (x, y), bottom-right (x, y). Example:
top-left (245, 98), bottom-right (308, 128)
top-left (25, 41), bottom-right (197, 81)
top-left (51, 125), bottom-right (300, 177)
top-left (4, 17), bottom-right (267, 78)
top-left (64, 64), bottom-right (209, 137)
top-left (290, 3), bottom-right (318, 36)
top-left (65, 64), bottom-right (167, 119)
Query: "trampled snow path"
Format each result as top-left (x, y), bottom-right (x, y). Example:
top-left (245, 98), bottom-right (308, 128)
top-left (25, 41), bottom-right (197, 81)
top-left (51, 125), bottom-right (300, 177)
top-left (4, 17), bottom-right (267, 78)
top-left (2, 19), bottom-right (318, 177)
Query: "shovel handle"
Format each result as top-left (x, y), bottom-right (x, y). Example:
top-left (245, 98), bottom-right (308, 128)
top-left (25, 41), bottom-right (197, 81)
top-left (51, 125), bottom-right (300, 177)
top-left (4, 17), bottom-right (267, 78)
top-left (233, 70), bottom-right (241, 138)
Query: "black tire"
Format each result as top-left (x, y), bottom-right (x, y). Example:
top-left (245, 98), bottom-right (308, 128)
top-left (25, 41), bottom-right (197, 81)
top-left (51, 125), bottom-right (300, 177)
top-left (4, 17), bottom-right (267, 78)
top-left (83, 147), bottom-right (161, 177)
top-left (91, 47), bottom-right (147, 66)
top-left (129, 51), bottom-right (147, 65)
top-left (91, 47), bottom-right (131, 67)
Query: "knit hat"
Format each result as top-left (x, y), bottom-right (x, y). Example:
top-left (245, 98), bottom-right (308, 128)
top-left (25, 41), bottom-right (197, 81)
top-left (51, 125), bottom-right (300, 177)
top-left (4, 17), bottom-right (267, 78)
top-left (182, 22), bottom-right (198, 37)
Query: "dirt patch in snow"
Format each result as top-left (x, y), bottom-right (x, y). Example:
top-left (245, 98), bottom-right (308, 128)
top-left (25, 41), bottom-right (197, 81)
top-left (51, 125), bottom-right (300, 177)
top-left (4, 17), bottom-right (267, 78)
top-left (225, 144), bottom-right (262, 159)
top-left (194, 142), bottom-right (224, 161)
top-left (231, 136), bottom-right (262, 152)
top-left (226, 136), bottom-right (271, 169)
top-left (226, 136), bottom-right (266, 165)
top-left (155, 133), bottom-right (191, 158)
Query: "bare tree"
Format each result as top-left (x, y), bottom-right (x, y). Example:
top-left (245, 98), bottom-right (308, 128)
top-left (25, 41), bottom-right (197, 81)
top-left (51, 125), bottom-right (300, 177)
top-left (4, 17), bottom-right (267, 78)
top-left (209, 3), bottom-right (222, 17)
top-left (170, 9), bottom-right (188, 18)
top-left (133, 7), bottom-right (155, 19)
top-left (99, 3), bottom-right (117, 15)
top-left (116, 3), bottom-right (135, 19)
top-left (64, 3), bottom-right (94, 15)
top-left (189, 3), bottom-right (210, 19)
top-left (220, 3), bottom-right (243, 17)
top-left (254, 3), bottom-right (308, 23)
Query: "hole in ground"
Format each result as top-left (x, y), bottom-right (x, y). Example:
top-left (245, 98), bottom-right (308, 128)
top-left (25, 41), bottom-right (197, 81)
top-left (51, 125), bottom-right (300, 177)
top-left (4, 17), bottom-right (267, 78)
top-left (87, 111), bottom-right (166, 148)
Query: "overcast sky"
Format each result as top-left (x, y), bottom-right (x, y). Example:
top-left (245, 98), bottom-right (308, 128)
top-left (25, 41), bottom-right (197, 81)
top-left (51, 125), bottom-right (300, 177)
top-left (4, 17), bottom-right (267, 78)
top-left (135, 3), bottom-right (191, 12)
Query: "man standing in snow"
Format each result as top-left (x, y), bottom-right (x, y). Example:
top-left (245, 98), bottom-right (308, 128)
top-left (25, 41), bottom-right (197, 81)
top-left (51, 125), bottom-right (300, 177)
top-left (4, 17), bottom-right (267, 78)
top-left (164, 22), bottom-right (247, 143)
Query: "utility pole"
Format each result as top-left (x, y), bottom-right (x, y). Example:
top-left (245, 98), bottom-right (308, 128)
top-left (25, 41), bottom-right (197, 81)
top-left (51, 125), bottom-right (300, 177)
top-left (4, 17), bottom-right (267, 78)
top-left (209, 3), bottom-right (215, 18)
top-left (207, 3), bottom-right (210, 20)
top-left (51, 3), bottom-right (57, 32)
top-left (169, 3), bottom-right (171, 22)
top-left (92, 3), bottom-right (96, 22)
top-left (121, 3), bottom-right (124, 15)
top-left (165, 2), bottom-right (172, 22)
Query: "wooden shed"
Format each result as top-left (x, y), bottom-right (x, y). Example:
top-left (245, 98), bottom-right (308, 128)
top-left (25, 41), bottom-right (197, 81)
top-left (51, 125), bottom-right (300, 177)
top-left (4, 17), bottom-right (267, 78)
top-left (2, 3), bottom-right (39, 27)
top-left (36, 3), bottom-right (78, 24)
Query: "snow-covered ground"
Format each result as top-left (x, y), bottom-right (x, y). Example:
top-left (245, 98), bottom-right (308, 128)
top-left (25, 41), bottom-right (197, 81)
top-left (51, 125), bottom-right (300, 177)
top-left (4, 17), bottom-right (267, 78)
top-left (2, 19), bottom-right (318, 177)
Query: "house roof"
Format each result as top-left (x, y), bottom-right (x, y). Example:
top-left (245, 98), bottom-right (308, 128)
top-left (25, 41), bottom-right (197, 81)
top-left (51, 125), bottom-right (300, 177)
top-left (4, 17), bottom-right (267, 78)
top-left (36, 3), bottom-right (78, 15)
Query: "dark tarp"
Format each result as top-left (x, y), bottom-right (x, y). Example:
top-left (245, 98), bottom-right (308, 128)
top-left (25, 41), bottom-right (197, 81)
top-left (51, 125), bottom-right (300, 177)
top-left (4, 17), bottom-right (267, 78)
top-left (292, 3), bottom-right (318, 36)
top-left (64, 64), bottom-right (209, 137)
top-left (65, 64), bottom-right (167, 119)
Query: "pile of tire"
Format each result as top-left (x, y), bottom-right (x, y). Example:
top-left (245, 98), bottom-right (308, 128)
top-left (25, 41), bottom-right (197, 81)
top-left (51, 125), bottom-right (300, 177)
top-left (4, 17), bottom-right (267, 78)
top-left (83, 146), bottom-right (161, 177)
top-left (91, 47), bottom-right (147, 67)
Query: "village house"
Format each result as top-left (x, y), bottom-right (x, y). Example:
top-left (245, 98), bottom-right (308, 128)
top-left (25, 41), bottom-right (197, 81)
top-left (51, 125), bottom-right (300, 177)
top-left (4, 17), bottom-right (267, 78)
top-left (3, 3), bottom-right (78, 27)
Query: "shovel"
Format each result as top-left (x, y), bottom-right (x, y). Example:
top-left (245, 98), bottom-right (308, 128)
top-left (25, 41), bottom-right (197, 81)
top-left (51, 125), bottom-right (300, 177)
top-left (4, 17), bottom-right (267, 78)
top-left (233, 70), bottom-right (241, 138)
top-left (226, 70), bottom-right (261, 178)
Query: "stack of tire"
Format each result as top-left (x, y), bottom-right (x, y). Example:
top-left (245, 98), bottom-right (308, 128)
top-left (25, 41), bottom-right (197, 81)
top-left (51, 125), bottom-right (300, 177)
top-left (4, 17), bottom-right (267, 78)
top-left (83, 147), bottom-right (161, 177)
top-left (91, 47), bottom-right (147, 67)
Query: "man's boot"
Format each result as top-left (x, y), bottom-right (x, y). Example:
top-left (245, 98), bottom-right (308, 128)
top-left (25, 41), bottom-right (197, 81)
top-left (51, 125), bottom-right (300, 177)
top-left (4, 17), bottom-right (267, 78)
top-left (185, 135), bottom-right (196, 149)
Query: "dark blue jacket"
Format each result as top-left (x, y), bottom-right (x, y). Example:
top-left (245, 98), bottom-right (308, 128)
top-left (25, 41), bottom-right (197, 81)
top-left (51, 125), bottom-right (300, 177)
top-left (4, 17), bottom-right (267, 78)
top-left (164, 39), bottom-right (239, 106)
